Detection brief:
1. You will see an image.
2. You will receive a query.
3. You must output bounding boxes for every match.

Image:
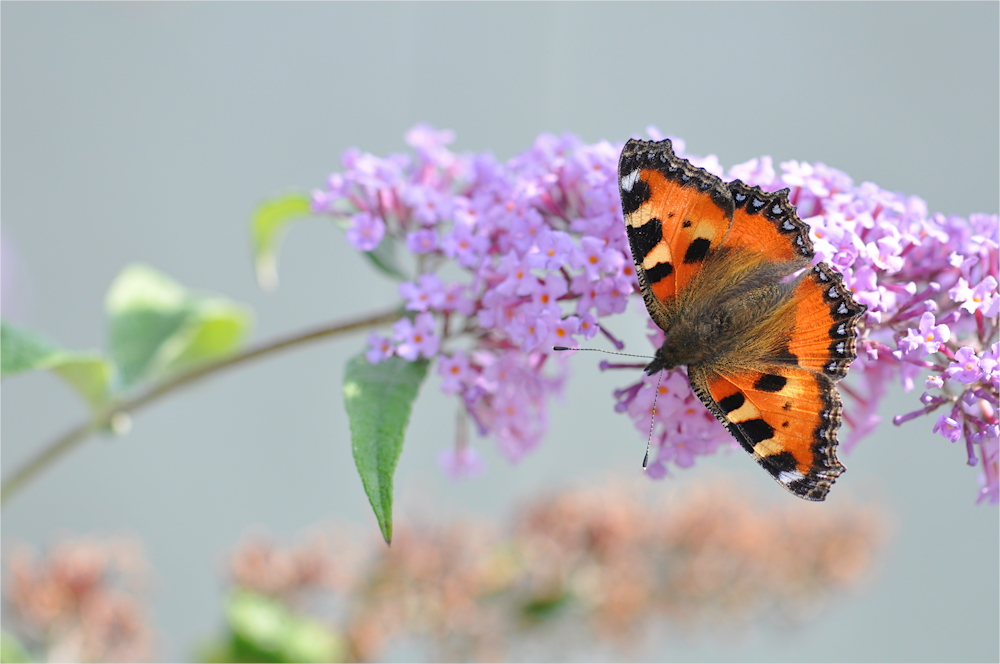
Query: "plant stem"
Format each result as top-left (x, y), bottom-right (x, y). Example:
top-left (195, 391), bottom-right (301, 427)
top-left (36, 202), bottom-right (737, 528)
top-left (0, 306), bottom-right (403, 506)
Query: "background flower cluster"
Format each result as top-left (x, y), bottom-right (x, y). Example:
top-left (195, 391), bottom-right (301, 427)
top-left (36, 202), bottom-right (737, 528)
top-left (2, 481), bottom-right (884, 662)
top-left (3, 539), bottom-right (155, 662)
top-left (312, 125), bottom-right (998, 503)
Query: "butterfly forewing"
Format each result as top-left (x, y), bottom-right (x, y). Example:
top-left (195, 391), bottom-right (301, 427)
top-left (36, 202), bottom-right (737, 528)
top-left (618, 139), bottom-right (734, 311)
top-left (786, 264), bottom-right (867, 379)
top-left (726, 181), bottom-right (815, 264)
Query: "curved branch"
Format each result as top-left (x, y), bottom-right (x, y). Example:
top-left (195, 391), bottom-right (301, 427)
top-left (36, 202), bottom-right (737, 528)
top-left (1, 306), bottom-right (403, 506)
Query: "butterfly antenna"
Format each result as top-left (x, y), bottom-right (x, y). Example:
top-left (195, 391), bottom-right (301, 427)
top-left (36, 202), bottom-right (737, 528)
top-left (553, 346), bottom-right (659, 469)
top-left (643, 370), bottom-right (663, 469)
top-left (552, 346), bottom-right (653, 360)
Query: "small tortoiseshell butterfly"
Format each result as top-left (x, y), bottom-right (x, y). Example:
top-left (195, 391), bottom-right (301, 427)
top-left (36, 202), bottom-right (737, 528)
top-left (618, 138), bottom-right (866, 501)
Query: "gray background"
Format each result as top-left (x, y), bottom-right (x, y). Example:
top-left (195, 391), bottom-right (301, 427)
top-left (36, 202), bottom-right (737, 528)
top-left (2, 2), bottom-right (997, 661)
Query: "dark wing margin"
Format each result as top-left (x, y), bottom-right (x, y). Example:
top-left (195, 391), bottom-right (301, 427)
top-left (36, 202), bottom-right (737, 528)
top-left (726, 180), bottom-right (815, 264)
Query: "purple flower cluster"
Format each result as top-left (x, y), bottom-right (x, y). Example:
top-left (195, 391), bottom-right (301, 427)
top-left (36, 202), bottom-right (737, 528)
top-left (313, 125), bottom-right (998, 503)
top-left (313, 125), bottom-right (635, 471)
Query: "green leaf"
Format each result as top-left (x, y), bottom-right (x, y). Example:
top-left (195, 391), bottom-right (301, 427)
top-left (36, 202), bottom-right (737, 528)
top-left (1, 629), bottom-right (34, 663)
top-left (1, 318), bottom-right (112, 408)
top-left (106, 264), bottom-right (252, 390)
top-left (251, 193), bottom-right (313, 290)
top-left (224, 590), bottom-right (343, 663)
top-left (362, 235), bottom-right (409, 281)
top-left (521, 591), bottom-right (572, 623)
top-left (157, 300), bottom-right (252, 376)
top-left (343, 353), bottom-right (429, 544)
top-left (0, 319), bottom-right (58, 375)
top-left (50, 355), bottom-right (115, 409)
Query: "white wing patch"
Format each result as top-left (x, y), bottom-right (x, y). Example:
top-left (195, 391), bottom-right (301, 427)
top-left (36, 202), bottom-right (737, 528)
top-left (620, 169), bottom-right (640, 193)
top-left (777, 469), bottom-right (805, 485)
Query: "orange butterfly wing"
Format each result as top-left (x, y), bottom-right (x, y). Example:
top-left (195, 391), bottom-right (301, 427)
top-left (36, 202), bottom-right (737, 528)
top-left (689, 363), bottom-right (846, 500)
top-left (786, 263), bottom-right (865, 379)
top-left (726, 180), bottom-right (814, 264)
top-left (618, 141), bottom-right (733, 325)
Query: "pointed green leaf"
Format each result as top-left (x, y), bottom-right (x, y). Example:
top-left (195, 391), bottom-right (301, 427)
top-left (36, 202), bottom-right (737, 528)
top-left (105, 265), bottom-right (190, 387)
top-left (343, 353), bottom-right (429, 544)
top-left (106, 264), bottom-right (252, 389)
top-left (1, 318), bottom-right (112, 408)
top-left (1, 318), bottom-right (59, 375)
top-left (251, 193), bottom-right (313, 290)
top-left (362, 235), bottom-right (409, 281)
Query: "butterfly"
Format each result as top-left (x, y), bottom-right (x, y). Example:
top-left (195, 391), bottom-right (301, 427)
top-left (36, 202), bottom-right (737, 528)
top-left (618, 138), bottom-right (866, 501)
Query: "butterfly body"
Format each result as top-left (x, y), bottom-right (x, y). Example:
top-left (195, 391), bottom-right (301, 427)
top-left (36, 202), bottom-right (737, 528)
top-left (618, 138), bottom-right (865, 501)
top-left (641, 246), bottom-right (801, 373)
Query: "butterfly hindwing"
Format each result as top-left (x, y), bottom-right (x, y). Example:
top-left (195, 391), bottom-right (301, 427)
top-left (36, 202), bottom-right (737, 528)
top-left (688, 363), bottom-right (845, 501)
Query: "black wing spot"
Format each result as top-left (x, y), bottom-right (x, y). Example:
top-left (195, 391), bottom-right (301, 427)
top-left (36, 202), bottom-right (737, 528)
top-left (773, 344), bottom-right (799, 366)
top-left (620, 178), bottom-right (651, 216)
top-left (718, 392), bottom-right (745, 414)
top-left (762, 451), bottom-right (798, 477)
top-left (626, 218), bottom-right (662, 260)
top-left (753, 373), bottom-right (787, 393)
top-left (683, 238), bottom-right (711, 263)
top-left (782, 401), bottom-right (792, 411)
top-left (644, 261), bottom-right (673, 284)
top-left (740, 418), bottom-right (775, 444)
top-left (682, 219), bottom-right (692, 228)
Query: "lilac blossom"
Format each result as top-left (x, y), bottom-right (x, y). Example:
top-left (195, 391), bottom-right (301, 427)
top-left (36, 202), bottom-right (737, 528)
top-left (437, 351), bottom-right (474, 394)
top-left (437, 445), bottom-right (486, 480)
top-left (389, 313), bottom-right (440, 361)
top-left (398, 274), bottom-right (445, 312)
top-left (345, 212), bottom-right (385, 252)
top-left (314, 125), bottom-right (998, 504)
top-left (950, 276), bottom-right (1000, 317)
top-left (614, 356), bottom-right (730, 479)
top-left (947, 347), bottom-right (984, 384)
top-left (933, 413), bottom-right (963, 443)
top-left (365, 332), bottom-right (393, 365)
top-left (405, 228), bottom-right (438, 254)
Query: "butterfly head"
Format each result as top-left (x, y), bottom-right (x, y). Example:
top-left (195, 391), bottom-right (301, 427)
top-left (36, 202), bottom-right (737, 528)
top-left (643, 352), bottom-right (673, 376)
top-left (643, 310), bottom-right (729, 375)
top-left (642, 336), bottom-right (703, 375)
